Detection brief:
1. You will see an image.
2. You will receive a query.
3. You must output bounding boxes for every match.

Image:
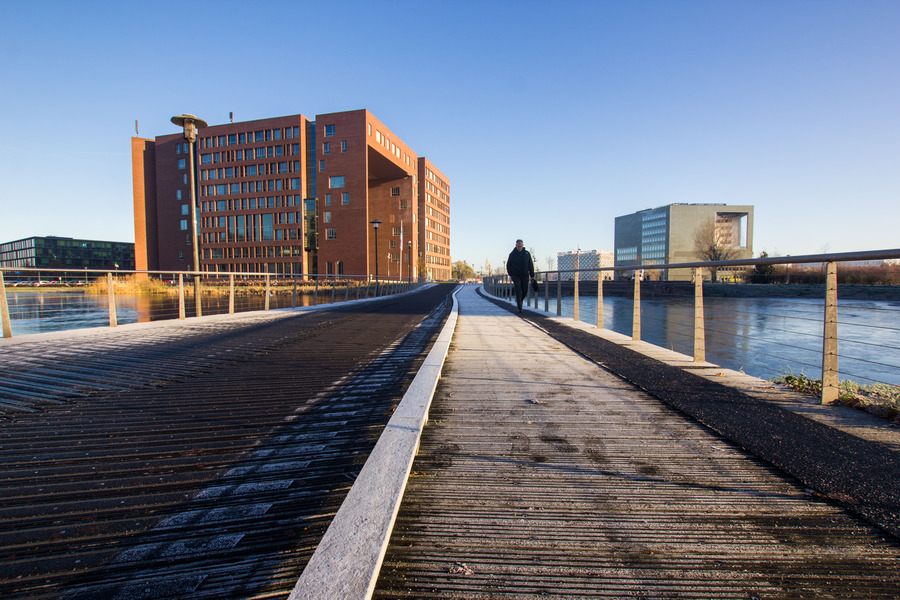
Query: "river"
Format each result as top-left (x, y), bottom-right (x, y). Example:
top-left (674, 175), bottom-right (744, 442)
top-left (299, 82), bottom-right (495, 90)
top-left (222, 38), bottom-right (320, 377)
top-left (4, 291), bottom-right (899, 386)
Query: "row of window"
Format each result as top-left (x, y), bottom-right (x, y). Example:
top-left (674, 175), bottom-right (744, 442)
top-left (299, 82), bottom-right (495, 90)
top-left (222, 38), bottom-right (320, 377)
top-left (198, 127), bottom-right (304, 150)
top-left (203, 245), bottom-right (305, 260)
top-left (203, 162), bottom-right (301, 180)
top-left (202, 178), bottom-right (302, 196)
top-left (201, 144), bottom-right (301, 165)
top-left (202, 195), bottom-right (303, 213)
top-left (202, 211), bottom-right (302, 229)
top-left (424, 218), bottom-right (450, 235)
top-left (425, 193), bottom-right (450, 215)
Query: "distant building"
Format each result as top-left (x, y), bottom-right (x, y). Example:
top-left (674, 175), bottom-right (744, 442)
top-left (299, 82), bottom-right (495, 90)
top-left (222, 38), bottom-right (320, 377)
top-left (556, 249), bottom-right (614, 281)
top-left (0, 236), bottom-right (135, 272)
top-left (132, 109), bottom-right (451, 281)
top-left (614, 203), bottom-right (754, 281)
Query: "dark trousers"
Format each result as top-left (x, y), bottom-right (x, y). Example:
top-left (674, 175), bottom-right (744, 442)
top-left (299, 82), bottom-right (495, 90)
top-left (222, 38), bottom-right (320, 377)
top-left (511, 275), bottom-right (529, 310)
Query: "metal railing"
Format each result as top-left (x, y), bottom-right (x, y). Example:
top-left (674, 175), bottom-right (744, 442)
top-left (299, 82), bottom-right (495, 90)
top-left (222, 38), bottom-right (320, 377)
top-left (1, 267), bottom-right (423, 339)
top-left (484, 249), bottom-right (900, 405)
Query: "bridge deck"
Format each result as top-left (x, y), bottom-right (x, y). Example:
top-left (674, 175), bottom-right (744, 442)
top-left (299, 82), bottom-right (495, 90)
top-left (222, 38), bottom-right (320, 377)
top-left (0, 285), bottom-right (456, 600)
top-left (374, 285), bottom-right (900, 599)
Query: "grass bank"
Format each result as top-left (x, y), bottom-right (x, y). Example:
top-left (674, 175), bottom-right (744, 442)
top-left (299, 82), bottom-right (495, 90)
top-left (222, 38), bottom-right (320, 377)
top-left (773, 371), bottom-right (900, 424)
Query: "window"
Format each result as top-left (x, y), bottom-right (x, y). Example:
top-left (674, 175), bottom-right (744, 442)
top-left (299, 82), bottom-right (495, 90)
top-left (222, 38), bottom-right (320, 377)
top-left (325, 194), bottom-right (331, 206)
top-left (342, 192), bottom-right (349, 205)
top-left (279, 162), bottom-right (288, 173)
top-left (391, 187), bottom-right (400, 196)
top-left (324, 124), bottom-right (335, 137)
top-left (181, 204), bottom-right (189, 216)
top-left (326, 228), bottom-right (337, 240)
top-left (228, 134), bottom-right (236, 145)
top-left (323, 142), bottom-right (330, 154)
top-left (180, 219), bottom-right (188, 231)
top-left (319, 160), bottom-right (325, 172)
top-left (329, 176), bottom-right (344, 188)
top-left (324, 211), bottom-right (332, 223)
top-left (178, 158), bottom-right (186, 169)
top-left (176, 189), bottom-right (182, 200)
top-left (290, 178), bottom-right (301, 189)
top-left (239, 133), bottom-right (246, 144)
top-left (341, 140), bottom-right (347, 152)
top-left (255, 131), bottom-right (264, 142)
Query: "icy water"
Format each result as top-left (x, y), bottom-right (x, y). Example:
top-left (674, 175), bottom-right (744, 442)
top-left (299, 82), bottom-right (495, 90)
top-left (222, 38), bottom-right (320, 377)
top-left (4, 291), bottom-right (899, 386)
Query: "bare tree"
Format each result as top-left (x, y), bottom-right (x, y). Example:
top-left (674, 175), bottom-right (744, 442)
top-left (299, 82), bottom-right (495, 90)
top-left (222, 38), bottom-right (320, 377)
top-left (694, 218), bottom-right (735, 282)
top-left (545, 255), bottom-right (555, 272)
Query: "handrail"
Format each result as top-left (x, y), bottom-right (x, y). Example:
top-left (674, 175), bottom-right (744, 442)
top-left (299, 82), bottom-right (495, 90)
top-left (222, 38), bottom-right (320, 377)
top-left (1, 267), bottom-right (426, 340)
top-left (483, 249), bottom-right (900, 406)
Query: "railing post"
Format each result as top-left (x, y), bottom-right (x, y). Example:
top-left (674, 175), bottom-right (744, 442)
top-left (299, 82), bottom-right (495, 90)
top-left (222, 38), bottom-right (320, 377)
top-left (356, 280), bottom-right (361, 300)
top-left (693, 267), bottom-right (705, 362)
top-left (314, 279), bottom-right (319, 305)
top-left (573, 272), bottom-right (580, 322)
top-left (330, 275), bottom-right (337, 303)
top-left (107, 272), bottom-right (117, 328)
top-left (556, 274), bottom-right (562, 316)
top-left (822, 261), bottom-right (839, 404)
top-left (229, 274), bottom-right (235, 314)
top-left (0, 270), bottom-right (13, 338)
top-left (596, 275), bottom-right (604, 329)
top-left (544, 273), bottom-right (549, 312)
top-left (365, 280), bottom-right (370, 298)
top-left (292, 276), bottom-right (297, 308)
top-left (194, 273), bottom-right (202, 318)
top-left (345, 279), bottom-right (350, 302)
top-left (265, 274), bottom-right (271, 310)
top-left (632, 270), bottom-right (641, 341)
top-left (178, 273), bottom-right (186, 319)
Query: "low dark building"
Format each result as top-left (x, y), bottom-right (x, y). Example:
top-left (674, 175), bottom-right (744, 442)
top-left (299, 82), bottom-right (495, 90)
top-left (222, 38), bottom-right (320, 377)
top-left (0, 236), bottom-right (135, 273)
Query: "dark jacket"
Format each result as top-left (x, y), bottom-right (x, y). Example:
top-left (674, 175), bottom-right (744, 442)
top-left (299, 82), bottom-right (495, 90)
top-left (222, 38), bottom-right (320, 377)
top-left (506, 248), bottom-right (535, 278)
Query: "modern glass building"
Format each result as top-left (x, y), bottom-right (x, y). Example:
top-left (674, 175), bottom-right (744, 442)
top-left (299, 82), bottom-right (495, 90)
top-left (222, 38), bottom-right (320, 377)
top-left (614, 204), bottom-right (754, 281)
top-left (556, 249), bottom-right (614, 281)
top-left (0, 236), bottom-right (135, 272)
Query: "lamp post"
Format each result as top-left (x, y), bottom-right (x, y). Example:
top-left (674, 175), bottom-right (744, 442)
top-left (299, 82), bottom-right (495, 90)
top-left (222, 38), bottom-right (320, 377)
top-left (370, 219), bottom-right (381, 287)
top-left (171, 113), bottom-right (207, 317)
top-left (407, 240), bottom-right (412, 283)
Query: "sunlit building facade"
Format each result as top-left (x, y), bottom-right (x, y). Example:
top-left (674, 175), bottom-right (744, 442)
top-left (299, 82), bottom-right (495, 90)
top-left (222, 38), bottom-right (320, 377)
top-left (614, 203), bottom-right (754, 281)
top-left (132, 109), bottom-right (449, 280)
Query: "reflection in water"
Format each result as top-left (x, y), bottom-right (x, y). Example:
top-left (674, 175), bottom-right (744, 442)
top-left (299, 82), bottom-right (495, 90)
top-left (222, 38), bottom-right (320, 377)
top-left (560, 296), bottom-right (899, 386)
top-left (6, 291), bottom-right (323, 336)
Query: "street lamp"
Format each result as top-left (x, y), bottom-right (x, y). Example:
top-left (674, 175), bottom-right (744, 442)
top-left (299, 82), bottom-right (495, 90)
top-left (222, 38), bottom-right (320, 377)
top-left (370, 219), bottom-right (382, 285)
top-left (407, 240), bottom-right (412, 283)
top-left (171, 113), bottom-right (207, 317)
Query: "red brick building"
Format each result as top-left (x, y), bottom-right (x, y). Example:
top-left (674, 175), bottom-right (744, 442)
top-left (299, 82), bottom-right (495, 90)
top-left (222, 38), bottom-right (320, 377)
top-left (132, 109), bottom-right (450, 280)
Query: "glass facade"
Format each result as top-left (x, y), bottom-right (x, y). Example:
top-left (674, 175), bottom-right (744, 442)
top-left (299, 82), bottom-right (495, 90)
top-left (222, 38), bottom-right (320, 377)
top-left (0, 237), bottom-right (135, 271)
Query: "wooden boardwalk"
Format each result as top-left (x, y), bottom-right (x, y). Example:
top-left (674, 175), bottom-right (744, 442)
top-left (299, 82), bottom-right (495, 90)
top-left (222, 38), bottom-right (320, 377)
top-left (374, 285), bottom-right (900, 599)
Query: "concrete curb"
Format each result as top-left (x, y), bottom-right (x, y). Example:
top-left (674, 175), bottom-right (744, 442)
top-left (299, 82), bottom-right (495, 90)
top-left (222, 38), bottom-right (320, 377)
top-left (287, 285), bottom-right (461, 600)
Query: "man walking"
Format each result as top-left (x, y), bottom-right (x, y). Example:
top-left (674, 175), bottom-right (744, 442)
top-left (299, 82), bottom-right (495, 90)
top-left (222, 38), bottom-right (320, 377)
top-left (506, 239), bottom-right (535, 313)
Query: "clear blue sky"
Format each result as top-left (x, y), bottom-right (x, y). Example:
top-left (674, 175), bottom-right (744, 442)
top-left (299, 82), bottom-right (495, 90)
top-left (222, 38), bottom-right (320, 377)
top-left (1, 0), bottom-right (897, 273)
